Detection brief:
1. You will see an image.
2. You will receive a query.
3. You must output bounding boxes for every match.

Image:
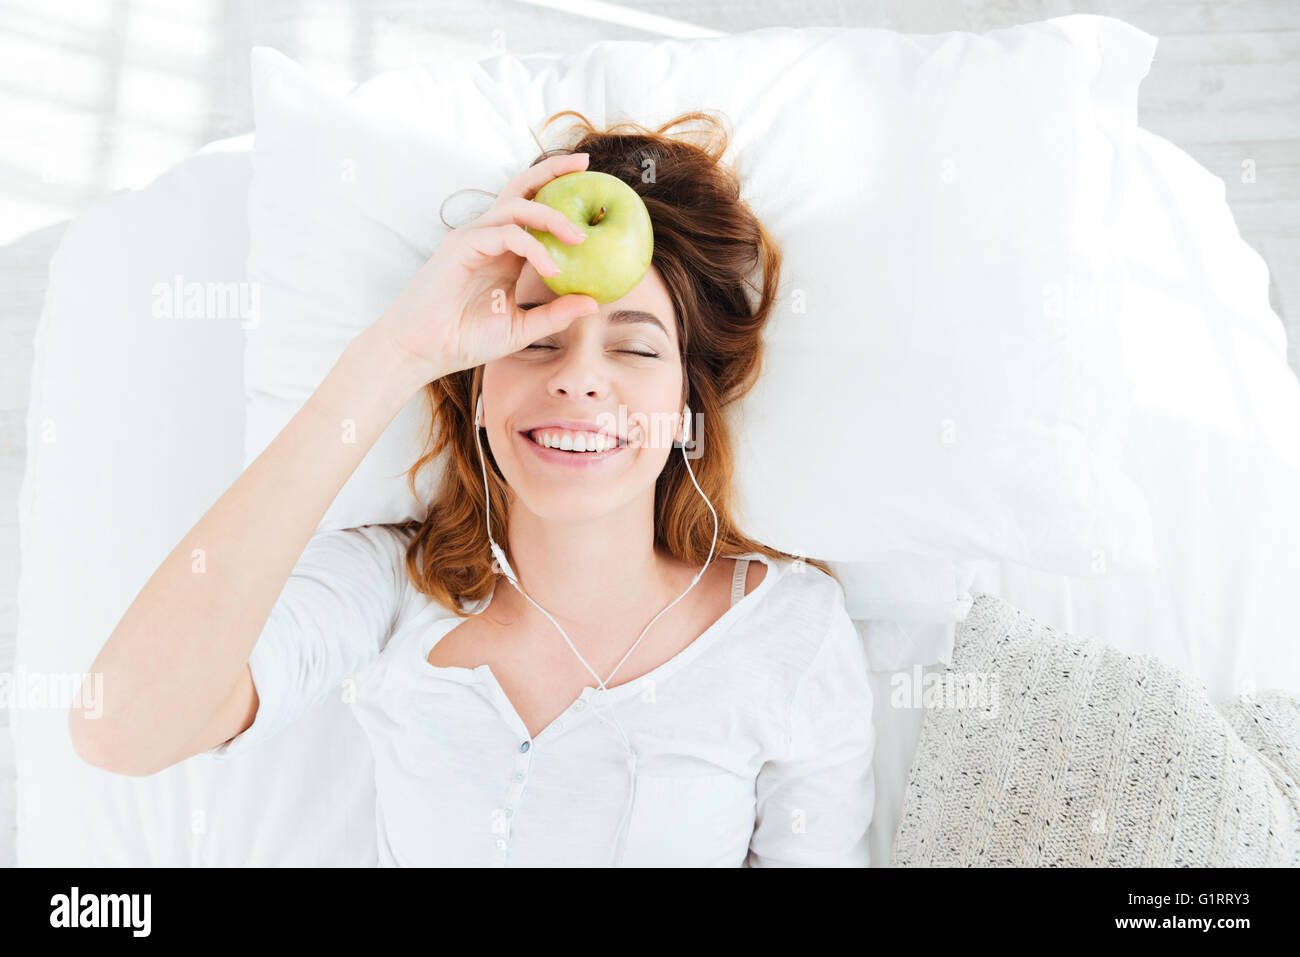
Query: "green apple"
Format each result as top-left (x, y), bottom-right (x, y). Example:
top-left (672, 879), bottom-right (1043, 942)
top-left (527, 170), bottom-right (654, 304)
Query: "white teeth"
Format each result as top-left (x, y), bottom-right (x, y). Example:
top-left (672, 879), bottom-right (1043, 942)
top-left (532, 430), bottom-right (616, 453)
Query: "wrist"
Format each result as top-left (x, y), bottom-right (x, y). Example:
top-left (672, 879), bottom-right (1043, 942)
top-left (351, 318), bottom-right (442, 408)
top-left (308, 322), bottom-right (430, 431)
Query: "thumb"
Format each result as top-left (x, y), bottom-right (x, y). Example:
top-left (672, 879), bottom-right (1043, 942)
top-left (519, 294), bottom-right (600, 340)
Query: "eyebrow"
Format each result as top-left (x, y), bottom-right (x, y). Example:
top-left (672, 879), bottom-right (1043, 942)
top-left (518, 304), bottom-right (670, 339)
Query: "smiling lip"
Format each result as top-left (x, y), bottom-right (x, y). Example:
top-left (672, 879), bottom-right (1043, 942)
top-left (521, 420), bottom-right (628, 445)
top-left (519, 429), bottom-right (627, 467)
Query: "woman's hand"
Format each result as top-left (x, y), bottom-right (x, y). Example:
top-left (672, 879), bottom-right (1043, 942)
top-left (372, 151), bottom-right (600, 384)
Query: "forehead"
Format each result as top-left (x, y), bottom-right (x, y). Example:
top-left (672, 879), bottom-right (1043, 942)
top-left (515, 263), bottom-right (677, 345)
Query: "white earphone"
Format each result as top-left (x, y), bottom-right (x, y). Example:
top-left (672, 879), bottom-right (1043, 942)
top-left (472, 391), bottom-right (717, 866)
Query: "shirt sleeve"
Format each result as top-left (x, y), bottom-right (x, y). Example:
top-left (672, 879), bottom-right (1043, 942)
top-left (204, 523), bottom-right (415, 760)
top-left (747, 586), bottom-right (876, 867)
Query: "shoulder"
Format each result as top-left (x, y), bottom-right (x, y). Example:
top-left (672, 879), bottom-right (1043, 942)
top-left (729, 559), bottom-right (871, 743)
top-left (754, 554), bottom-right (844, 616)
top-left (786, 562), bottom-right (851, 648)
top-left (306, 522), bottom-right (417, 559)
top-left (738, 555), bottom-right (852, 669)
top-left (309, 523), bottom-right (417, 588)
top-left (765, 564), bottom-right (871, 728)
top-left (308, 523), bottom-right (426, 629)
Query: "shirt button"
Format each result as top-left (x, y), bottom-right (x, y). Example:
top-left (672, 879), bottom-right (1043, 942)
top-left (505, 808), bottom-right (513, 817)
top-left (513, 772), bottom-right (524, 781)
top-left (572, 700), bottom-right (586, 712)
top-left (520, 741), bottom-right (530, 753)
top-left (495, 839), bottom-right (506, 850)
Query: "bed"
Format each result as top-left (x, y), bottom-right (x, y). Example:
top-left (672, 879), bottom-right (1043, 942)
top-left (11, 15), bottom-right (1300, 867)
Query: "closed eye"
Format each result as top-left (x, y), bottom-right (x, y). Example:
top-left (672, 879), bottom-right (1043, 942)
top-left (524, 344), bottom-right (660, 358)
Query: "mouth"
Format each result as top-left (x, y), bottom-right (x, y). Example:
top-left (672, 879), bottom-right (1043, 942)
top-left (518, 429), bottom-right (629, 467)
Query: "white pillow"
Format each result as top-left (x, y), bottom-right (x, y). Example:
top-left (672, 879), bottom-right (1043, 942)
top-left (14, 138), bottom-right (380, 867)
top-left (242, 14), bottom-right (1158, 576)
top-left (862, 125), bottom-right (1300, 865)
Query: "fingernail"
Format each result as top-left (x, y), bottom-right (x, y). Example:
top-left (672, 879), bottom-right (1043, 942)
top-left (569, 227), bottom-right (587, 243)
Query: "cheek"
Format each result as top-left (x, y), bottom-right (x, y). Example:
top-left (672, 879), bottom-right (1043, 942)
top-left (636, 372), bottom-right (687, 444)
top-left (480, 363), bottom-right (529, 429)
top-left (625, 411), bottom-right (682, 455)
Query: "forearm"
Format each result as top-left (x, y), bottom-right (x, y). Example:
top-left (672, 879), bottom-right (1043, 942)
top-left (70, 322), bottom-right (434, 771)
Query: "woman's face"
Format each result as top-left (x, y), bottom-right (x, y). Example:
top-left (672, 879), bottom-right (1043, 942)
top-left (479, 262), bottom-right (685, 522)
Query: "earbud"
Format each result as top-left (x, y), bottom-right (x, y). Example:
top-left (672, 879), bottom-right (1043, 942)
top-left (475, 394), bottom-right (483, 429)
top-left (681, 405), bottom-right (692, 445)
top-left (490, 541), bottom-right (517, 583)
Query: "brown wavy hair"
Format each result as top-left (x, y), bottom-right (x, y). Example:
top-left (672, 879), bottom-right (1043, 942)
top-left (398, 109), bottom-right (838, 614)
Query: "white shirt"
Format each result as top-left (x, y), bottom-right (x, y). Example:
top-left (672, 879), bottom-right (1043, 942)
top-left (207, 524), bottom-right (876, 867)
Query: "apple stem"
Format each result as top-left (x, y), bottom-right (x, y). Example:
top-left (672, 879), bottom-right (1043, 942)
top-left (589, 205), bottom-right (606, 226)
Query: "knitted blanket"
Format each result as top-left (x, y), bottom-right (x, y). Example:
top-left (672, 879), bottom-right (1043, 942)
top-left (890, 593), bottom-right (1300, 866)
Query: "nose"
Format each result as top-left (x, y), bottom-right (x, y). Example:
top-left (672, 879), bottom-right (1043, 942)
top-left (545, 340), bottom-right (611, 402)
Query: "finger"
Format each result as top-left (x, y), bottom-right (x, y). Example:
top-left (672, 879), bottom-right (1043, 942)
top-left (516, 294), bottom-right (599, 346)
top-left (501, 151), bottom-right (590, 203)
top-left (460, 223), bottom-right (560, 278)
top-left (477, 197), bottom-right (588, 245)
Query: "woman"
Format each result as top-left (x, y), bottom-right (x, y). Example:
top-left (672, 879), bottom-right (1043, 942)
top-left (70, 111), bottom-right (876, 867)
